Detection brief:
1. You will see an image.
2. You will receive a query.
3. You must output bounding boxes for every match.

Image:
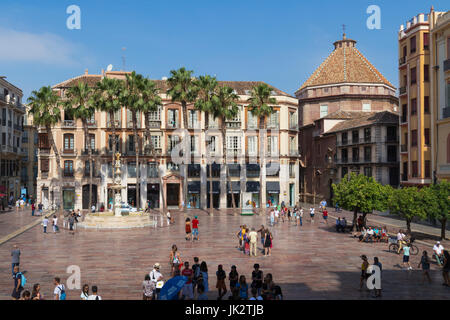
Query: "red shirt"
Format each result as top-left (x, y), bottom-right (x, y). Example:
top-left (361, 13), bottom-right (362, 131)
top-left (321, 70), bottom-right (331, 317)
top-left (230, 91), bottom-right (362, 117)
top-left (182, 268), bottom-right (193, 284)
top-left (192, 219), bottom-right (199, 229)
top-left (323, 210), bottom-right (328, 217)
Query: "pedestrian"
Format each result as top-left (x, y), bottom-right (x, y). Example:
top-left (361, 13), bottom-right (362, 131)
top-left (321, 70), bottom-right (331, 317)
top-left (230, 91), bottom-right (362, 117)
top-left (185, 217), bottom-right (192, 241)
top-left (11, 245), bottom-right (20, 276)
top-left (149, 263), bottom-right (164, 300)
top-left (20, 290), bottom-right (31, 300)
top-left (433, 241), bottom-right (444, 266)
top-left (192, 257), bottom-right (200, 294)
top-left (143, 274), bottom-right (155, 300)
top-left (53, 277), bottom-right (66, 300)
top-left (229, 265), bottom-right (239, 292)
top-left (236, 226), bottom-right (243, 250)
top-left (15, 199), bottom-right (19, 212)
top-left (200, 261), bottom-right (209, 293)
top-left (192, 216), bottom-right (199, 240)
top-left (170, 244), bottom-right (181, 276)
top-left (52, 215), bottom-right (58, 233)
top-left (248, 228), bottom-right (258, 257)
top-left (310, 207), bottom-right (315, 224)
top-left (322, 208), bottom-right (328, 224)
top-left (216, 264), bottom-right (227, 300)
top-left (32, 283), bottom-right (44, 300)
top-left (31, 202), bottom-right (35, 216)
top-left (11, 265), bottom-right (24, 300)
top-left (80, 284), bottom-right (89, 300)
top-left (418, 251), bottom-right (432, 284)
top-left (359, 255), bottom-right (369, 291)
top-left (270, 210), bottom-right (275, 226)
top-left (442, 250), bottom-right (450, 287)
top-left (299, 207), bottom-right (303, 226)
top-left (38, 203), bottom-right (43, 216)
top-left (403, 243), bottom-right (412, 270)
top-left (264, 228), bottom-right (272, 256)
top-left (88, 285), bottom-right (102, 300)
top-left (251, 264), bottom-right (263, 296)
top-left (274, 208), bottom-right (279, 224)
top-left (243, 228), bottom-right (250, 255)
top-left (257, 225), bottom-right (266, 252)
top-left (68, 213), bottom-right (75, 233)
top-left (42, 216), bottom-right (49, 233)
top-left (181, 261), bottom-right (194, 300)
top-left (166, 211), bottom-right (171, 226)
top-left (236, 275), bottom-right (248, 300)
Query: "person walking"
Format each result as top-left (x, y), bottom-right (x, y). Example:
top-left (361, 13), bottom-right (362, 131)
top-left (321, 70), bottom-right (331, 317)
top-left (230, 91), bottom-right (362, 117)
top-left (42, 216), bottom-right (49, 234)
top-left (200, 261), bottom-right (209, 293)
top-left (31, 283), bottom-right (44, 300)
top-left (248, 228), bottom-right (258, 257)
top-left (11, 265), bottom-right (24, 300)
top-left (31, 202), bottom-right (35, 216)
top-left (68, 213), bottom-right (75, 233)
top-left (257, 225), bottom-right (266, 253)
top-left (236, 275), bottom-right (248, 300)
top-left (264, 229), bottom-right (272, 256)
top-left (309, 207), bottom-right (315, 224)
top-left (149, 263), bottom-right (164, 300)
top-left (185, 217), bottom-right (192, 241)
top-left (433, 241), bottom-right (444, 266)
top-left (192, 216), bottom-right (199, 241)
top-left (216, 264), bottom-right (227, 300)
top-left (11, 245), bottom-right (20, 276)
top-left (418, 251), bottom-right (432, 284)
top-left (169, 245), bottom-right (181, 276)
top-left (53, 277), bottom-right (66, 300)
top-left (166, 211), bottom-right (171, 226)
top-left (52, 215), bottom-right (58, 233)
top-left (269, 210), bottom-right (275, 227)
top-left (403, 243), bottom-right (412, 270)
top-left (143, 274), bottom-right (155, 300)
top-left (38, 202), bottom-right (43, 216)
top-left (299, 207), bottom-right (303, 226)
top-left (229, 265), bottom-right (239, 292)
top-left (359, 255), bottom-right (369, 291)
top-left (322, 208), bottom-right (328, 225)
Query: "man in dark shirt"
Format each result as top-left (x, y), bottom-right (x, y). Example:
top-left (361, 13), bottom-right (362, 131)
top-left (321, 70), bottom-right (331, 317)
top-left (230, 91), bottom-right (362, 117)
top-left (11, 265), bottom-right (23, 300)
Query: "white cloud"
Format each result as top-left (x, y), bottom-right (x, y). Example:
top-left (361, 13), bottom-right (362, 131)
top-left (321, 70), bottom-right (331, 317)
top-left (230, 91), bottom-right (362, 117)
top-left (0, 27), bottom-right (83, 66)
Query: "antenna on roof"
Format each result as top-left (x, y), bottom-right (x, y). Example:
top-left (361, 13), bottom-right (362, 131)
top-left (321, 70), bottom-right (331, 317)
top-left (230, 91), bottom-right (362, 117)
top-left (121, 47), bottom-right (126, 71)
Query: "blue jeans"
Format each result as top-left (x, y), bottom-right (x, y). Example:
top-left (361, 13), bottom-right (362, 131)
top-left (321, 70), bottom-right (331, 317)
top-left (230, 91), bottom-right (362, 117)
top-left (31, 209), bottom-right (35, 216)
top-left (300, 217), bottom-right (303, 226)
top-left (43, 226), bottom-right (47, 233)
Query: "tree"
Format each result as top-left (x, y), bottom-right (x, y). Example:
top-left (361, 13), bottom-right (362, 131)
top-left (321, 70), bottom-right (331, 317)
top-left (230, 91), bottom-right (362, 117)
top-left (64, 81), bottom-right (96, 212)
top-left (28, 86), bottom-right (62, 211)
top-left (388, 186), bottom-right (427, 234)
top-left (121, 71), bottom-right (144, 210)
top-left (332, 173), bottom-right (388, 231)
top-left (94, 77), bottom-right (123, 211)
top-left (422, 181), bottom-right (450, 240)
top-left (194, 75), bottom-right (219, 214)
top-left (247, 83), bottom-right (277, 211)
top-left (166, 67), bottom-right (199, 209)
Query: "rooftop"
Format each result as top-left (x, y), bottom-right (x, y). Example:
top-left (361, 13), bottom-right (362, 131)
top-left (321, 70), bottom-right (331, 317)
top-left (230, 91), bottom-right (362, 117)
top-left (325, 110), bottom-right (399, 134)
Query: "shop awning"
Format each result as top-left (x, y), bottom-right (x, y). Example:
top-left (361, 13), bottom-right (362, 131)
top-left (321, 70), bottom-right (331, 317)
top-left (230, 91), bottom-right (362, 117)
top-left (266, 181), bottom-right (280, 193)
top-left (206, 181), bottom-right (220, 194)
top-left (228, 164), bottom-right (241, 176)
top-left (227, 181), bottom-right (240, 193)
top-left (188, 181), bottom-right (201, 194)
top-left (266, 162), bottom-right (280, 176)
top-left (246, 181), bottom-right (260, 193)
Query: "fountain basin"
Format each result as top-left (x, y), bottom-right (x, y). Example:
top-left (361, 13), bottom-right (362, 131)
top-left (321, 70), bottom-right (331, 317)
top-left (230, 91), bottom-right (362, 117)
top-left (78, 212), bottom-right (157, 229)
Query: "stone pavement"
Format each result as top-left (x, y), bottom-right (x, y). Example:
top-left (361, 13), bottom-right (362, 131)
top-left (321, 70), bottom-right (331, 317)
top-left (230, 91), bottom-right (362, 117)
top-left (0, 208), bottom-right (449, 300)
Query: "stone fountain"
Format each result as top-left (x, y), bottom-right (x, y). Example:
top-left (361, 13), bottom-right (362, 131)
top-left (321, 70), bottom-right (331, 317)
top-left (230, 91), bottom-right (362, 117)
top-left (78, 153), bottom-right (157, 229)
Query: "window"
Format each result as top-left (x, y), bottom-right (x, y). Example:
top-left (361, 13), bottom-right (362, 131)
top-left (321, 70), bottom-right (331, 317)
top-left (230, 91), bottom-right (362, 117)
top-left (402, 104), bottom-right (407, 122)
top-left (63, 134), bottom-right (74, 151)
top-left (268, 111), bottom-right (279, 128)
top-left (167, 109), bottom-right (179, 128)
top-left (410, 36), bottom-right (416, 53)
top-left (320, 105), bottom-right (328, 118)
top-left (352, 147), bottom-right (359, 162)
top-left (167, 135), bottom-right (180, 152)
top-left (289, 163), bottom-right (295, 178)
top-left (411, 98), bottom-right (417, 115)
top-left (247, 136), bottom-right (257, 155)
top-left (207, 135), bottom-right (217, 154)
top-left (107, 110), bottom-right (120, 127)
top-left (167, 162), bottom-right (179, 172)
top-left (149, 135), bottom-right (161, 150)
top-left (41, 159), bottom-right (49, 172)
top-left (85, 134), bottom-right (95, 150)
top-left (424, 65), bottom-right (429, 82)
top-left (64, 160), bottom-right (74, 176)
top-left (289, 111), bottom-right (298, 129)
top-left (108, 162), bottom-right (113, 178)
top-left (352, 130), bottom-right (359, 144)
top-left (424, 96), bottom-right (430, 114)
top-left (226, 136), bottom-right (241, 151)
top-left (342, 132), bottom-right (348, 145)
top-left (341, 149), bottom-right (348, 163)
top-left (247, 111), bottom-right (257, 129)
top-left (412, 161), bottom-right (418, 178)
top-left (425, 160), bottom-right (431, 178)
top-left (341, 167), bottom-right (348, 178)
top-left (387, 145), bottom-right (397, 162)
top-left (423, 33), bottom-right (429, 50)
top-left (128, 135), bottom-right (135, 152)
top-left (364, 128), bottom-right (371, 142)
top-left (188, 110), bottom-right (199, 128)
top-left (364, 167), bottom-right (372, 177)
top-left (207, 164), bottom-right (221, 177)
top-left (108, 135), bottom-right (120, 152)
top-left (188, 164), bottom-right (201, 177)
top-left (364, 146), bottom-right (372, 162)
top-left (411, 130), bottom-right (418, 147)
top-left (84, 160), bottom-right (96, 176)
top-left (424, 128), bottom-right (430, 146)
top-left (410, 67), bottom-right (417, 85)
top-left (147, 107), bottom-right (161, 121)
top-left (362, 103), bottom-right (371, 112)
top-left (267, 135), bottom-right (279, 155)
top-left (127, 110), bottom-right (141, 128)
top-left (190, 135), bottom-right (198, 154)
top-left (127, 162), bottom-right (136, 178)
top-left (147, 162), bottom-right (159, 178)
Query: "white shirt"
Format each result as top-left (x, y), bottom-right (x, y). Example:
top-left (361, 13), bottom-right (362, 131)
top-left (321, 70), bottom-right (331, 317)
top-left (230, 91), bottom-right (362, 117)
top-left (274, 210), bottom-right (279, 217)
top-left (167, 212), bottom-right (171, 218)
top-left (150, 269), bottom-right (162, 283)
top-left (80, 292), bottom-right (89, 300)
top-left (87, 294), bottom-right (102, 300)
top-left (397, 233), bottom-right (405, 241)
top-left (300, 209), bottom-right (304, 217)
top-left (310, 208), bottom-right (315, 215)
top-left (42, 218), bottom-right (49, 227)
top-left (53, 218), bottom-right (58, 226)
top-left (433, 244), bottom-right (444, 255)
top-left (367, 229), bottom-right (374, 235)
top-left (54, 284), bottom-right (65, 299)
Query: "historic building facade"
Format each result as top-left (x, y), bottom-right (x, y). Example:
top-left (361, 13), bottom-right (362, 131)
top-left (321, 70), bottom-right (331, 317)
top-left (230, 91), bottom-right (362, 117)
top-left (36, 70), bottom-right (300, 211)
top-left (429, 8), bottom-right (450, 182)
top-left (296, 34), bottom-right (398, 203)
top-left (21, 105), bottom-right (38, 200)
top-left (0, 76), bottom-right (26, 201)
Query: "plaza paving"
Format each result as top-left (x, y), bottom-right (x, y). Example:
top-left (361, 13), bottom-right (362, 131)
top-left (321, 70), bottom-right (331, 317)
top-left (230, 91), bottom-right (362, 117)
top-left (0, 208), bottom-right (449, 300)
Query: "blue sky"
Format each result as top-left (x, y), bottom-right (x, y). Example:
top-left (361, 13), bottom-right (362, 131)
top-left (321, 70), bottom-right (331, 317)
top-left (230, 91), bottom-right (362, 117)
top-left (0, 0), bottom-right (447, 99)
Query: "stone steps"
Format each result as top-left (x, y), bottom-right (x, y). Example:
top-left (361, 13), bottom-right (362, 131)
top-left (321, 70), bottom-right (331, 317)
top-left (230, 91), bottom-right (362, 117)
top-left (78, 215), bottom-right (158, 229)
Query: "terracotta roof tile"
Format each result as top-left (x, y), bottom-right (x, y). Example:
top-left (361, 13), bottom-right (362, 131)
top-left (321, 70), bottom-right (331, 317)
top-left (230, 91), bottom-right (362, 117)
top-left (325, 111), bottom-right (399, 133)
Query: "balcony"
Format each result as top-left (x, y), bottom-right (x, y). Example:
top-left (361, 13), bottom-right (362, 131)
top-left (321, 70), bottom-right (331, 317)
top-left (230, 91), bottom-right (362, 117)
top-left (107, 120), bottom-right (121, 128)
top-left (399, 56), bottom-right (406, 66)
top-left (13, 124), bottom-right (22, 131)
top-left (87, 120), bottom-right (97, 128)
top-left (60, 148), bottom-right (77, 156)
top-left (62, 120), bottom-right (75, 128)
top-left (146, 121), bottom-right (161, 128)
top-left (226, 149), bottom-right (241, 157)
top-left (401, 145), bottom-right (408, 153)
top-left (247, 123), bottom-right (258, 130)
top-left (444, 59), bottom-right (450, 72)
top-left (267, 122), bottom-right (280, 130)
top-left (63, 171), bottom-right (74, 178)
top-left (399, 87), bottom-right (407, 95)
top-left (38, 147), bottom-right (50, 155)
top-left (289, 123), bottom-right (298, 130)
top-left (289, 149), bottom-right (299, 157)
top-left (127, 121), bottom-right (141, 129)
top-left (81, 149), bottom-right (99, 156)
top-left (385, 136), bottom-right (398, 143)
top-left (226, 121), bottom-right (241, 129)
top-left (188, 122), bottom-right (201, 130)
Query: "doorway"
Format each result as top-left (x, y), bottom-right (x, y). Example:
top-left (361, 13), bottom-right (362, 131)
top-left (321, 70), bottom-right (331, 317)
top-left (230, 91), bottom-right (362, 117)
top-left (127, 184), bottom-right (136, 207)
top-left (147, 184), bottom-right (160, 209)
top-left (166, 183), bottom-right (180, 206)
top-left (62, 188), bottom-right (75, 210)
top-left (82, 184), bottom-right (98, 210)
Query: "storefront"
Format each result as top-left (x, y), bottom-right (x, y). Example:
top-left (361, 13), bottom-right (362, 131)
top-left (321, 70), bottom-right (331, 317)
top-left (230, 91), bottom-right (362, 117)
top-left (245, 181), bottom-right (260, 208)
top-left (206, 181), bottom-right (220, 208)
top-left (62, 188), bottom-right (75, 210)
top-left (227, 181), bottom-right (240, 208)
top-left (127, 184), bottom-right (136, 207)
top-left (266, 181), bottom-right (280, 207)
top-left (147, 183), bottom-right (160, 209)
top-left (187, 181), bottom-right (201, 209)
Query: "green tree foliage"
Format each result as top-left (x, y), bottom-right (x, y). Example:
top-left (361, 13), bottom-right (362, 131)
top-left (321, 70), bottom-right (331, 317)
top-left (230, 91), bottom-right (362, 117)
top-left (422, 181), bottom-right (450, 240)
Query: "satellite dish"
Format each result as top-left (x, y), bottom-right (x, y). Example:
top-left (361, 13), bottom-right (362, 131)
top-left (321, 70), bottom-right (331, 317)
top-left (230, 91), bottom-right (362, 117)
top-left (106, 64), bottom-right (113, 72)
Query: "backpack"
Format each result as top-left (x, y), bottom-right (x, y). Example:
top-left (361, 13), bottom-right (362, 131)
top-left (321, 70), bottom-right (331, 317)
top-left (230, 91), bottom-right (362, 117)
top-left (17, 272), bottom-right (26, 287)
top-left (59, 285), bottom-right (66, 300)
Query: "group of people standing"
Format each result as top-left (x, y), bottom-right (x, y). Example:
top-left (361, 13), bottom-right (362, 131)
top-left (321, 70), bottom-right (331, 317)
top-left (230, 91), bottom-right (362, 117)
top-left (236, 225), bottom-right (273, 257)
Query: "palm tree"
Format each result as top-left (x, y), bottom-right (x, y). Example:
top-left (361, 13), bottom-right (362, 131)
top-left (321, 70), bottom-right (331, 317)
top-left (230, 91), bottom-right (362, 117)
top-left (28, 86), bottom-right (62, 212)
top-left (166, 67), bottom-right (199, 210)
top-left (194, 75), bottom-right (218, 214)
top-left (63, 81), bottom-right (96, 212)
top-left (212, 85), bottom-right (239, 215)
top-left (247, 83), bottom-right (277, 212)
top-left (121, 71), bottom-right (144, 210)
top-left (94, 77), bottom-right (123, 211)
top-left (139, 77), bottom-right (163, 211)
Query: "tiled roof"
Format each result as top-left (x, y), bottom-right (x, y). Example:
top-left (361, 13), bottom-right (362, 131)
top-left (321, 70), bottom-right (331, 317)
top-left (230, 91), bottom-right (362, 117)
top-left (297, 37), bottom-right (394, 91)
top-left (321, 110), bottom-right (358, 120)
top-left (53, 75), bottom-right (293, 98)
top-left (326, 111), bottom-right (399, 133)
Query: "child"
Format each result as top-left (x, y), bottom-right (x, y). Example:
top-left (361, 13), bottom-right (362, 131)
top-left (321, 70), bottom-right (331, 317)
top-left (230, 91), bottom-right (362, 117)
top-left (244, 229), bottom-right (250, 255)
top-left (418, 250), bottom-right (431, 284)
top-left (42, 217), bottom-right (49, 233)
top-left (403, 243), bottom-right (412, 270)
top-left (216, 265), bottom-right (227, 300)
